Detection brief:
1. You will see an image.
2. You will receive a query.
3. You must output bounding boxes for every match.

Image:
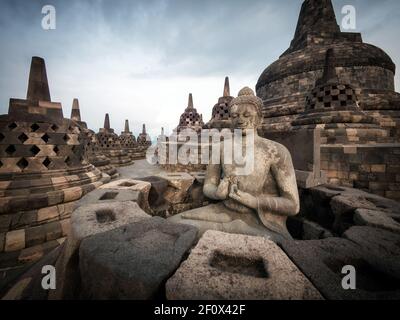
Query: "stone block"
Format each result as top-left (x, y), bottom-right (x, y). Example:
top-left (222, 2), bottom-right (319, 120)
top-left (330, 191), bottom-right (400, 233)
top-left (100, 179), bottom-right (151, 213)
top-left (343, 226), bottom-right (400, 281)
top-left (343, 146), bottom-right (357, 154)
top-left (281, 237), bottom-right (400, 300)
top-left (265, 129), bottom-right (321, 173)
top-left (189, 171), bottom-right (206, 184)
top-left (71, 201), bottom-right (151, 245)
top-left (158, 172), bottom-right (195, 205)
top-left (18, 238), bottom-right (61, 264)
top-left (386, 191), bottom-right (400, 200)
top-left (49, 201), bottom-right (151, 300)
top-left (354, 209), bottom-right (400, 234)
top-left (37, 206), bottom-right (59, 223)
top-left (369, 182), bottom-right (387, 191)
top-left (79, 217), bottom-right (198, 299)
top-left (310, 184), bottom-right (343, 201)
top-left (0, 232), bottom-right (5, 252)
top-left (63, 187), bottom-right (83, 203)
top-left (302, 219), bottom-right (333, 240)
top-left (44, 221), bottom-right (63, 241)
top-left (77, 188), bottom-right (140, 207)
top-left (166, 230), bottom-right (322, 300)
top-left (25, 225), bottom-right (46, 247)
top-left (359, 164), bottom-right (371, 173)
top-left (59, 219), bottom-right (71, 237)
top-left (137, 176), bottom-right (169, 207)
top-left (2, 243), bottom-right (63, 300)
top-left (295, 170), bottom-right (327, 189)
top-left (0, 215), bottom-right (12, 233)
top-left (371, 165), bottom-right (386, 173)
top-left (5, 229), bottom-right (25, 252)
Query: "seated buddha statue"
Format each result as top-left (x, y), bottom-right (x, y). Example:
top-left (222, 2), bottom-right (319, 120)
top-left (168, 87), bottom-right (300, 243)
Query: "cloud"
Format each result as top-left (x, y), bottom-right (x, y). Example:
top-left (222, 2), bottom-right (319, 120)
top-left (0, 0), bottom-right (399, 138)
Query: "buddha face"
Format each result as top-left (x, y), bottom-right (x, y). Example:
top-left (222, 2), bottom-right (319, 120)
top-left (230, 103), bottom-right (261, 131)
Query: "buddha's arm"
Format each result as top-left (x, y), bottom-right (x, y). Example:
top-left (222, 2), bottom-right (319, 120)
top-left (203, 163), bottom-right (229, 200)
top-left (257, 147), bottom-right (300, 216)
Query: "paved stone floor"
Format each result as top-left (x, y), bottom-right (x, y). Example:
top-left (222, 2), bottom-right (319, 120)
top-left (117, 159), bottom-right (165, 179)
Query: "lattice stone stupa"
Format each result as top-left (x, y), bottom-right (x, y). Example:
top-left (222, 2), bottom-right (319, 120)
top-left (96, 114), bottom-right (134, 167)
top-left (0, 57), bottom-right (106, 255)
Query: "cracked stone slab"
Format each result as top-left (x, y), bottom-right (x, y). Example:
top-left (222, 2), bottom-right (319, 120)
top-left (343, 226), bottom-right (400, 281)
top-left (79, 217), bottom-right (198, 299)
top-left (281, 237), bottom-right (400, 300)
top-left (354, 209), bottom-right (400, 234)
top-left (330, 191), bottom-right (400, 234)
top-left (49, 201), bottom-right (150, 300)
top-left (166, 230), bottom-right (323, 300)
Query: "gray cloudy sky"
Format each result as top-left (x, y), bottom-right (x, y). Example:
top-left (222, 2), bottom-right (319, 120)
top-left (0, 0), bottom-right (399, 139)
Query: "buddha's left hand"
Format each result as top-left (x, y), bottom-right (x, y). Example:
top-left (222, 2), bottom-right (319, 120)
top-left (229, 184), bottom-right (258, 210)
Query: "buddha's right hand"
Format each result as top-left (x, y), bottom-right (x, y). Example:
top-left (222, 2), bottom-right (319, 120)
top-left (215, 177), bottom-right (230, 200)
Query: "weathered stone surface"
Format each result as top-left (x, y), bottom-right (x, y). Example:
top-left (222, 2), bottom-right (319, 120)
top-left (166, 230), bottom-right (323, 300)
top-left (331, 195), bottom-right (378, 215)
top-left (354, 209), bottom-right (400, 234)
top-left (100, 179), bottom-right (152, 213)
top-left (0, 233), bottom-right (5, 252)
top-left (5, 229), bottom-right (25, 252)
top-left (302, 219), bottom-right (333, 240)
top-left (79, 217), bottom-right (198, 299)
top-left (189, 171), bottom-right (206, 184)
top-left (189, 183), bottom-right (206, 206)
top-left (137, 176), bottom-right (169, 208)
top-left (309, 184), bottom-right (344, 201)
top-left (77, 188), bottom-right (140, 207)
top-left (49, 201), bottom-right (150, 300)
top-left (158, 172), bottom-right (195, 205)
top-left (1, 244), bottom-right (63, 300)
top-left (71, 202), bottom-right (150, 240)
top-left (265, 129), bottom-right (326, 188)
top-left (281, 237), bottom-right (400, 300)
top-left (169, 203), bottom-right (289, 243)
top-left (343, 226), bottom-right (400, 280)
top-left (18, 238), bottom-right (65, 264)
top-left (1, 278), bottom-right (32, 300)
top-left (330, 191), bottom-right (400, 234)
top-left (0, 215), bottom-right (12, 233)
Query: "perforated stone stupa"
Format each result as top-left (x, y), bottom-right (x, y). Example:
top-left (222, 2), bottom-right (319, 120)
top-left (136, 124), bottom-right (152, 150)
top-left (176, 94), bottom-right (204, 133)
top-left (0, 57), bottom-right (105, 255)
top-left (256, 0), bottom-right (400, 201)
top-left (206, 77), bottom-right (234, 130)
top-left (68, 100), bottom-right (118, 180)
top-left (256, 0), bottom-right (400, 138)
top-left (85, 129), bottom-right (119, 179)
top-left (119, 120), bottom-right (141, 160)
top-left (96, 114), bottom-right (134, 167)
top-left (292, 49), bottom-right (390, 145)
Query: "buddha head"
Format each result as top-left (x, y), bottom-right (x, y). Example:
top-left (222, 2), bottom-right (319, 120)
top-left (229, 87), bottom-right (263, 131)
